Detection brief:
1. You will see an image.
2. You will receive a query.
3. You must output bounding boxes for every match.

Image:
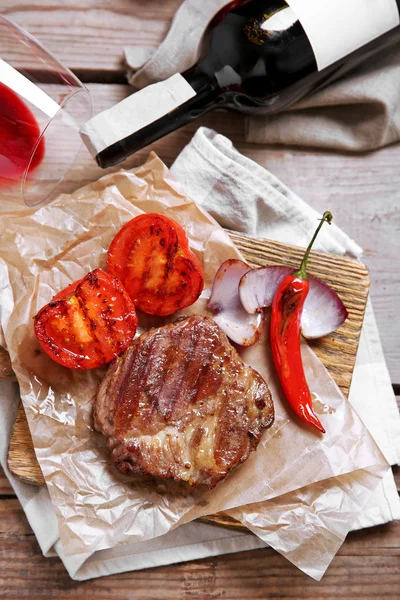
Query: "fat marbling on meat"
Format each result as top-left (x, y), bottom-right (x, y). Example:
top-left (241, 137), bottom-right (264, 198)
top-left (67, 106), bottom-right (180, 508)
top-left (94, 315), bottom-right (274, 488)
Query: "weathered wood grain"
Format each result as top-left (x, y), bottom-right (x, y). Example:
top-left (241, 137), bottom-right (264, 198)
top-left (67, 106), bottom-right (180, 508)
top-left (0, 347), bottom-right (13, 381)
top-left (0, 499), bottom-right (33, 535)
top-left (2, 1), bottom-right (178, 77)
top-left (7, 403), bottom-right (43, 486)
top-left (0, 467), bottom-right (13, 495)
top-left (0, 521), bottom-right (398, 599)
top-left (394, 466), bottom-right (400, 492)
top-left (6, 235), bottom-right (369, 495)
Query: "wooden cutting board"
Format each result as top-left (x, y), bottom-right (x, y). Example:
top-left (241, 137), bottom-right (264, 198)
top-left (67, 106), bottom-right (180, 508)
top-left (1, 232), bottom-right (370, 530)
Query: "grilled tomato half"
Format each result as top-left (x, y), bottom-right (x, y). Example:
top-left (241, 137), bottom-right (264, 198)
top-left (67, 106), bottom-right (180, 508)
top-left (107, 213), bottom-right (204, 316)
top-left (34, 269), bottom-right (137, 369)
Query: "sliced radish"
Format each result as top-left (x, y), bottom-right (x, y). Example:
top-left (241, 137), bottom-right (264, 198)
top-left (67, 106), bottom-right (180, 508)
top-left (208, 259), bottom-right (264, 346)
top-left (239, 266), bottom-right (348, 338)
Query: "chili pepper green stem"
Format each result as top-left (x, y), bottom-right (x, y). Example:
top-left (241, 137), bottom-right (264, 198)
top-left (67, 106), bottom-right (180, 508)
top-left (294, 211), bottom-right (333, 280)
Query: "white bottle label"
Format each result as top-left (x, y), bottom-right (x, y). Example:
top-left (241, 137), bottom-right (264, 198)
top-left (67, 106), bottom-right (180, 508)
top-left (286, 0), bottom-right (400, 71)
top-left (80, 74), bottom-right (196, 157)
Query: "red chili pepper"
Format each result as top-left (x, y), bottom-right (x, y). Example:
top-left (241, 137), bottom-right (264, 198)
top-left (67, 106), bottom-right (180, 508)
top-left (270, 212), bottom-right (333, 434)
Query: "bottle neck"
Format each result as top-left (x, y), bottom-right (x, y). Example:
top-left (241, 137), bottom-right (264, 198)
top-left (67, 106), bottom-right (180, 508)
top-left (95, 70), bottom-right (222, 169)
top-left (182, 64), bottom-right (220, 96)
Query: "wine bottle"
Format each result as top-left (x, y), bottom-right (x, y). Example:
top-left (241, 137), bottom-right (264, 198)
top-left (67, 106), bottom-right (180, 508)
top-left (81, 0), bottom-right (400, 168)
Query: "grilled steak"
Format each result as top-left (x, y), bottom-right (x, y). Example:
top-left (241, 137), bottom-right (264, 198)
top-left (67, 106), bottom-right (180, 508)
top-left (94, 315), bottom-right (274, 488)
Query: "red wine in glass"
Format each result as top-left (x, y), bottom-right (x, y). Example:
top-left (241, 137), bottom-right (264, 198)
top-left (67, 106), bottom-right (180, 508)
top-left (1, 14), bottom-right (92, 206)
top-left (0, 82), bottom-right (45, 190)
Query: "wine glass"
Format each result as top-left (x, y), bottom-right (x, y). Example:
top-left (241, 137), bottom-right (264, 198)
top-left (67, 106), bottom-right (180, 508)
top-left (0, 15), bottom-right (92, 207)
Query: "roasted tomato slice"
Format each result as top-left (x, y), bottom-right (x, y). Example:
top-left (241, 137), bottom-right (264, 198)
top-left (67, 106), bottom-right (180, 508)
top-left (34, 269), bottom-right (138, 369)
top-left (107, 213), bottom-right (204, 316)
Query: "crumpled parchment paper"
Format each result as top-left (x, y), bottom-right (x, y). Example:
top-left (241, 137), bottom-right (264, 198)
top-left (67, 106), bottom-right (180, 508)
top-left (0, 153), bottom-right (389, 580)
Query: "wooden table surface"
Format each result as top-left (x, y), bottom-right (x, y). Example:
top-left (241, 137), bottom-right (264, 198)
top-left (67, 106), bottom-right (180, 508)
top-left (0, 1), bottom-right (399, 598)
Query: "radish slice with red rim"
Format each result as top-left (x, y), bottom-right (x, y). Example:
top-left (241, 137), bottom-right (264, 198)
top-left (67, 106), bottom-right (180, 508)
top-left (239, 266), bottom-right (348, 338)
top-left (208, 259), bottom-right (264, 346)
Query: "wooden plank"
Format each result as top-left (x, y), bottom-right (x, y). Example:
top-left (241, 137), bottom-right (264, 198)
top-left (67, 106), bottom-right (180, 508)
top-left (0, 347), bottom-right (13, 381)
top-left (394, 466), bottom-right (400, 492)
top-left (6, 234), bottom-right (370, 493)
top-left (2, 0), bottom-right (178, 76)
top-left (0, 523), bottom-right (398, 599)
top-left (8, 403), bottom-right (43, 486)
top-left (0, 467), bottom-right (14, 495)
top-left (0, 499), bottom-right (33, 535)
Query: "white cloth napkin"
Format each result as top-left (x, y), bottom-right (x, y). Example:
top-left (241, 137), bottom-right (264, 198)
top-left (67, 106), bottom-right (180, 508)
top-left (1, 128), bottom-right (399, 580)
top-left (125, 0), bottom-right (400, 152)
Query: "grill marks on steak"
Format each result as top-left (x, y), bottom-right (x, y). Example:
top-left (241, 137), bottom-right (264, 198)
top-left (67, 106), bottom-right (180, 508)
top-left (94, 315), bottom-right (274, 488)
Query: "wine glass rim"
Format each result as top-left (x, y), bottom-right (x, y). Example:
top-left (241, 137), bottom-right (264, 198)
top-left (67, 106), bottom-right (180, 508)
top-left (0, 14), bottom-right (84, 90)
top-left (22, 86), bottom-right (92, 207)
top-left (1, 13), bottom-right (93, 207)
